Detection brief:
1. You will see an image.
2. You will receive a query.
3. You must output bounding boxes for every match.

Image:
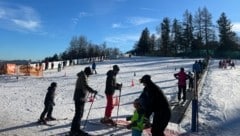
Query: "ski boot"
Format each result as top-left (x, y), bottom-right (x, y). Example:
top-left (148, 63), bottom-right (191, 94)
top-left (38, 118), bottom-right (47, 125)
top-left (45, 116), bottom-right (56, 121)
top-left (100, 117), bottom-right (117, 126)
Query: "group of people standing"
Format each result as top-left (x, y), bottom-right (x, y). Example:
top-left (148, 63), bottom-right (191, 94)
top-left (219, 59), bottom-right (235, 69)
top-left (174, 59), bottom-right (208, 104)
top-left (39, 64), bottom-right (172, 136)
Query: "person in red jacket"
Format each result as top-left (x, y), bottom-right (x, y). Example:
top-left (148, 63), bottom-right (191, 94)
top-left (174, 67), bottom-right (189, 103)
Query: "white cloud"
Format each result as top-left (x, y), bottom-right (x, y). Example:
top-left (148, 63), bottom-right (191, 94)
top-left (140, 8), bottom-right (158, 12)
top-left (127, 17), bottom-right (157, 26)
top-left (79, 12), bottom-right (91, 18)
top-left (0, 9), bottom-right (5, 18)
top-left (232, 22), bottom-right (240, 33)
top-left (0, 3), bottom-right (41, 32)
top-left (12, 19), bottom-right (39, 30)
top-left (112, 17), bottom-right (158, 29)
top-left (112, 23), bottom-right (122, 28)
top-left (72, 11), bottom-right (92, 25)
top-left (105, 34), bottom-right (139, 51)
top-left (72, 18), bottom-right (79, 24)
top-left (105, 34), bottom-right (138, 43)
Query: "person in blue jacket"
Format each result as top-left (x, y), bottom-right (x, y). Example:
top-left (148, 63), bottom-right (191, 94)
top-left (92, 61), bottom-right (97, 74)
top-left (192, 60), bottom-right (201, 80)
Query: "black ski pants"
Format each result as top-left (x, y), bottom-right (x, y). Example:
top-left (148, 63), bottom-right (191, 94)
top-left (178, 85), bottom-right (186, 101)
top-left (71, 101), bottom-right (85, 132)
top-left (40, 104), bottom-right (53, 119)
top-left (151, 110), bottom-right (171, 136)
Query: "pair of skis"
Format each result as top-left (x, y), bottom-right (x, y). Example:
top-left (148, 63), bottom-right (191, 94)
top-left (170, 100), bottom-right (187, 107)
top-left (37, 117), bottom-right (68, 126)
top-left (88, 119), bottom-right (128, 127)
top-left (50, 131), bottom-right (98, 136)
top-left (52, 89), bottom-right (122, 136)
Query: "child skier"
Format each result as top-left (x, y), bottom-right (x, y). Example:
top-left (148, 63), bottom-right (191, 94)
top-left (188, 71), bottom-right (194, 91)
top-left (39, 82), bottom-right (57, 124)
top-left (127, 98), bottom-right (145, 136)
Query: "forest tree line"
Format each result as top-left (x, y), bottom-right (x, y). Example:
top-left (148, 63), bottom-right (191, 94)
top-left (44, 7), bottom-right (240, 62)
top-left (44, 36), bottom-right (120, 62)
top-left (131, 7), bottom-right (240, 58)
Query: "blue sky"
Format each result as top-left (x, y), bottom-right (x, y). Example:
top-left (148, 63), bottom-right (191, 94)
top-left (0, 0), bottom-right (240, 61)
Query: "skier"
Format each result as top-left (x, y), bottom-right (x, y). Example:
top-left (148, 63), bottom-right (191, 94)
top-left (192, 61), bottom-right (201, 80)
top-left (101, 65), bottom-right (122, 125)
top-left (126, 98), bottom-right (145, 136)
top-left (57, 63), bottom-right (61, 72)
top-left (230, 61), bottom-right (235, 69)
top-left (92, 61), bottom-right (97, 74)
top-left (188, 71), bottom-right (194, 91)
top-left (39, 82), bottom-right (57, 124)
top-left (174, 68), bottom-right (189, 103)
top-left (70, 67), bottom-right (97, 136)
top-left (139, 75), bottom-right (171, 136)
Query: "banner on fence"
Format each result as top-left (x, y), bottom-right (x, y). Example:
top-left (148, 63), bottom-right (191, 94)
top-left (0, 64), bottom-right (16, 75)
top-left (0, 64), bottom-right (43, 77)
top-left (18, 65), bottom-right (43, 76)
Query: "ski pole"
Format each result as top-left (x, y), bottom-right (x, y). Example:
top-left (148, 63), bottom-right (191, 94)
top-left (115, 87), bottom-right (122, 122)
top-left (83, 93), bottom-right (96, 130)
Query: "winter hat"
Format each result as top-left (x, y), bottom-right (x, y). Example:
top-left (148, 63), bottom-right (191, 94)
top-left (113, 65), bottom-right (120, 71)
top-left (84, 67), bottom-right (92, 75)
top-left (133, 98), bottom-right (145, 113)
top-left (51, 82), bottom-right (57, 87)
top-left (140, 75), bottom-right (151, 84)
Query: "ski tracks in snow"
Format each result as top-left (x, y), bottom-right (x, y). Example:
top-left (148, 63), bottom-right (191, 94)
top-left (199, 60), bottom-right (240, 135)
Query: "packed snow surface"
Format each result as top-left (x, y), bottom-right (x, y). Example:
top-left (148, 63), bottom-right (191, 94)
top-left (1, 56), bottom-right (240, 136)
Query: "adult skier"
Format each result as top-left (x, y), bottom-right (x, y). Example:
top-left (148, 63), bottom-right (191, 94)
top-left (70, 67), bottom-right (97, 136)
top-left (101, 65), bottom-right (122, 125)
top-left (139, 75), bottom-right (171, 136)
top-left (174, 67), bottom-right (189, 103)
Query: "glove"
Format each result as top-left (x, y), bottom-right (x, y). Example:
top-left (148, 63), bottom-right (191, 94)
top-left (126, 124), bottom-right (132, 129)
top-left (93, 90), bottom-right (98, 95)
top-left (117, 83), bottom-right (122, 90)
top-left (126, 116), bottom-right (132, 121)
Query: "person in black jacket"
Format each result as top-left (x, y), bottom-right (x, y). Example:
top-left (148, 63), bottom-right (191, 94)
top-left (39, 82), bottom-right (57, 124)
top-left (139, 75), bottom-right (171, 136)
top-left (70, 67), bottom-right (97, 136)
top-left (101, 65), bottom-right (122, 125)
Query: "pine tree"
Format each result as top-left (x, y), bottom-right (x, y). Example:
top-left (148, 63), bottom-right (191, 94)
top-left (135, 27), bottom-right (150, 55)
top-left (182, 10), bottom-right (194, 54)
top-left (171, 18), bottom-right (183, 56)
top-left (160, 17), bottom-right (171, 56)
top-left (217, 12), bottom-right (237, 50)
